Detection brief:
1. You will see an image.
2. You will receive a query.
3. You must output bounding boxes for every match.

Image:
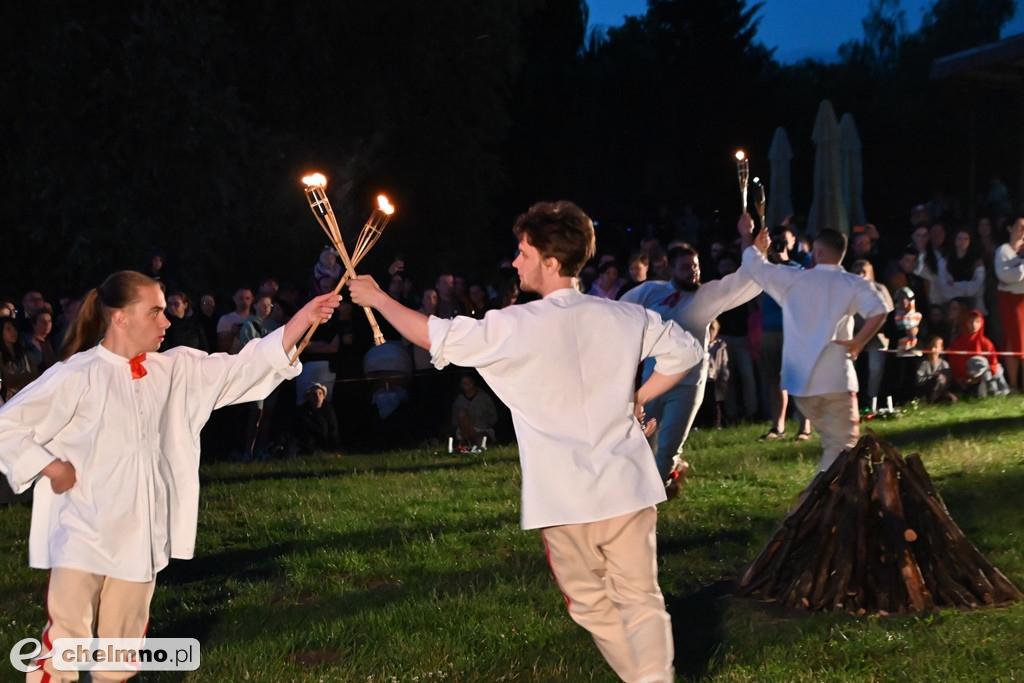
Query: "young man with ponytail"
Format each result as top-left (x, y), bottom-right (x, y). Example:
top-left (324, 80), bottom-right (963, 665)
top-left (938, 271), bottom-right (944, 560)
top-left (0, 270), bottom-right (339, 682)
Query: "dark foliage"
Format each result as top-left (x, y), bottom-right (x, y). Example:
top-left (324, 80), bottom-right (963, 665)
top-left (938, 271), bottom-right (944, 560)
top-left (0, 0), bottom-right (1019, 299)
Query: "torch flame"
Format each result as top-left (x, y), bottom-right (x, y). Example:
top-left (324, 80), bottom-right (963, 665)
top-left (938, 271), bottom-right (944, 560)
top-left (735, 151), bottom-right (746, 162)
top-left (302, 173), bottom-right (327, 188)
top-left (377, 194), bottom-right (395, 215)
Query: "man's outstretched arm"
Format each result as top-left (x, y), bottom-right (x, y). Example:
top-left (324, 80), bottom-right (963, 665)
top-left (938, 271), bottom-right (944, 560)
top-left (348, 275), bottom-right (431, 349)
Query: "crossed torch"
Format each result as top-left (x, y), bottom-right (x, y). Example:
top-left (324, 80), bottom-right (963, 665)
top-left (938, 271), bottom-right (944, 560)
top-left (736, 150), bottom-right (767, 233)
top-left (290, 173), bottom-right (395, 364)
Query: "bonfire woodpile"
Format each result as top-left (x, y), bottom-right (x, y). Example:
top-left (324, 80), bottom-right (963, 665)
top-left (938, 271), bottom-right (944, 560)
top-left (738, 432), bottom-right (1022, 614)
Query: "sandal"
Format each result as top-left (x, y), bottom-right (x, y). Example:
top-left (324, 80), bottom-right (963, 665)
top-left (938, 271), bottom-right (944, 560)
top-left (795, 430), bottom-right (812, 441)
top-left (758, 428), bottom-right (785, 442)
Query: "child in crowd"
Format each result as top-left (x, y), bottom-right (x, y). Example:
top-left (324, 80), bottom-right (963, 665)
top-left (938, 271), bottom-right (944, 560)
top-left (948, 309), bottom-right (1011, 398)
top-left (883, 287), bottom-right (924, 403)
top-left (915, 335), bottom-right (957, 404)
top-left (313, 247), bottom-right (342, 290)
top-left (891, 287), bottom-right (923, 356)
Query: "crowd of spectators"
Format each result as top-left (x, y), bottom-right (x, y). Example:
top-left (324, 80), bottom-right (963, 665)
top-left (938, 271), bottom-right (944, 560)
top-left (2, 193), bottom-right (1023, 458)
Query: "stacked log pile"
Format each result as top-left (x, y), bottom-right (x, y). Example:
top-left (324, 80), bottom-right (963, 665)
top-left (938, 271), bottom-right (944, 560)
top-left (738, 432), bottom-right (1022, 614)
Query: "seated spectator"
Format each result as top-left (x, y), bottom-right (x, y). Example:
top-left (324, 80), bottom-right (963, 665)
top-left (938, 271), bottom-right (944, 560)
top-left (617, 251), bottom-right (649, 299)
top-left (945, 297), bottom-right (972, 346)
top-left (22, 309), bottom-right (57, 372)
top-left (258, 276), bottom-right (287, 328)
top-left (50, 294), bottom-right (82, 353)
top-left (237, 296), bottom-right (276, 347)
top-left (941, 227), bottom-right (986, 314)
top-left (843, 225), bottom-right (882, 274)
top-left (888, 246), bottom-right (930, 318)
top-left (314, 247), bottom-right (342, 289)
top-left (454, 275), bottom-right (473, 314)
top-left (491, 267), bottom-right (520, 308)
top-left (284, 383), bottom-right (340, 457)
top-left (435, 273), bottom-right (464, 319)
top-left (948, 309), bottom-right (1011, 398)
top-left (915, 335), bottom-right (957, 404)
top-left (161, 291), bottom-right (210, 352)
top-left (18, 290), bottom-right (47, 334)
top-left (217, 286), bottom-right (253, 352)
top-left (588, 260), bottom-right (624, 299)
top-left (451, 372), bottom-right (498, 448)
top-left (648, 246), bottom-right (670, 281)
top-left (363, 340), bottom-right (413, 423)
top-left (1, 317), bottom-right (39, 401)
top-left (882, 288), bottom-right (924, 404)
top-left (577, 263), bottom-right (598, 293)
top-left (196, 292), bottom-right (220, 351)
top-left (888, 288), bottom-right (923, 356)
top-left (296, 307), bottom-right (340, 405)
top-left (466, 282), bottom-right (489, 318)
top-left (143, 247), bottom-right (176, 291)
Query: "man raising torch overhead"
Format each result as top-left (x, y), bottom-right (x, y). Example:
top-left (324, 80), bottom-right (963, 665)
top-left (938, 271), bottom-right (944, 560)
top-left (349, 200), bottom-right (702, 683)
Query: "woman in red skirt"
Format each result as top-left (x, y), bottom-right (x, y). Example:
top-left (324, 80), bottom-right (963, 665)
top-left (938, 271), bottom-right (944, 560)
top-left (994, 215), bottom-right (1024, 391)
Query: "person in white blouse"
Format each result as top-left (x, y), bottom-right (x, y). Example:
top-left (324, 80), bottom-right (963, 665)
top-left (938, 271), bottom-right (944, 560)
top-left (994, 215), bottom-right (1024, 392)
top-left (940, 227), bottom-right (987, 315)
top-left (743, 221), bottom-right (891, 471)
top-left (0, 270), bottom-right (338, 683)
top-left (350, 201), bottom-right (701, 683)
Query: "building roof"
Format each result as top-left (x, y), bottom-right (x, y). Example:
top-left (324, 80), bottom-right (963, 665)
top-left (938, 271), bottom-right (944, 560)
top-left (929, 32), bottom-right (1024, 88)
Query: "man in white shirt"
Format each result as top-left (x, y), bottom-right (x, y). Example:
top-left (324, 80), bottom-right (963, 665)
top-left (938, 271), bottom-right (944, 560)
top-left (0, 270), bottom-right (338, 683)
top-left (215, 286), bottom-right (254, 352)
top-left (620, 224), bottom-right (761, 485)
top-left (349, 201), bottom-right (701, 683)
top-left (742, 219), bottom-right (891, 470)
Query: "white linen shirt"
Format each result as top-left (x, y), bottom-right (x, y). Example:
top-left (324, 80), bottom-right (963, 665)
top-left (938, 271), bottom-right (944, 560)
top-left (742, 246), bottom-right (891, 397)
top-left (994, 243), bottom-right (1024, 294)
top-left (0, 327), bottom-right (300, 582)
top-left (428, 288), bottom-right (702, 530)
top-left (619, 269), bottom-right (760, 385)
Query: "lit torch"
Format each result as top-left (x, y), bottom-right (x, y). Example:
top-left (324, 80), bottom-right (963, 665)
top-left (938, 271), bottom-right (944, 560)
top-left (290, 173), bottom-right (395, 364)
top-left (751, 176), bottom-right (767, 234)
top-left (735, 150), bottom-right (750, 214)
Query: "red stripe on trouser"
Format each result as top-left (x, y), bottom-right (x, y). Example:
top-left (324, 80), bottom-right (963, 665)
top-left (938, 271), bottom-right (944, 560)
top-left (38, 570), bottom-right (54, 683)
top-left (542, 534), bottom-right (572, 610)
top-left (35, 572), bottom-right (150, 683)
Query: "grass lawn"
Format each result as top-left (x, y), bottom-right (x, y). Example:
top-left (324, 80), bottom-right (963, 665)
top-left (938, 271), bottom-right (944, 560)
top-left (1, 395), bottom-right (1023, 681)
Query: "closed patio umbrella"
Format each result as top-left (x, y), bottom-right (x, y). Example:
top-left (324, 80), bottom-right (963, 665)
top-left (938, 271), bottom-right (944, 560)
top-left (807, 99), bottom-right (848, 236)
top-left (767, 126), bottom-right (794, 229)
top-left (839, 112), bottom-right (866, 228)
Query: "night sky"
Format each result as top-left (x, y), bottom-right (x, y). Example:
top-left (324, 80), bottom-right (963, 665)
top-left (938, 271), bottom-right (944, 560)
top-left (588, 0), bottom-right (1024, 63)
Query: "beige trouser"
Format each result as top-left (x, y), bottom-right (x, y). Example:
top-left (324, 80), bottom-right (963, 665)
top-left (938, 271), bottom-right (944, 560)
top-left (541, 506), bottom-right (674, 683)
top-left (792, 392), bottom-right (860, 471)
top-left (28, 567), bottom-right (157, 683)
